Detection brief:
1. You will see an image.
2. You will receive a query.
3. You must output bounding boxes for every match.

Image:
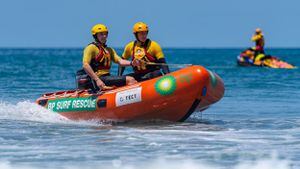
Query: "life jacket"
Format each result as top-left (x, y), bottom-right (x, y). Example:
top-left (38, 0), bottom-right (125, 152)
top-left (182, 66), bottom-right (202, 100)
top-left (89, 42), bottom-right (112, 72)
top-left (132, 39), bottom-right (160, 74)
top-left (255, 34), bottom-right (265, 48)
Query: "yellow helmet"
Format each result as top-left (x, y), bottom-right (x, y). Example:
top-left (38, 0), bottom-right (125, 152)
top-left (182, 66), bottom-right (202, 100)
top-left (91, 24), bottom-right (108, 35)
top-left (133, 22), bottom-right (149, 33)
top-left (255, 28), bottom-right (262, 34)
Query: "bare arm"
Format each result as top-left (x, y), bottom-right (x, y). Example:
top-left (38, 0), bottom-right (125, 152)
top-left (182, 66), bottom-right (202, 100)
top-left (83, 63), bottom-right (99, 81)
top-left (83, 62), bottom-right (107, 90)
top-left (118, 59), bottom-right (132, 66)
top-left (118, 58), bottom-right (141, 67)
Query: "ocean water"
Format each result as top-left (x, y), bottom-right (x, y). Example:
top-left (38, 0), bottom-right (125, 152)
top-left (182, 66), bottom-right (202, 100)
top-left (0, 48), bottom-right (299, 169)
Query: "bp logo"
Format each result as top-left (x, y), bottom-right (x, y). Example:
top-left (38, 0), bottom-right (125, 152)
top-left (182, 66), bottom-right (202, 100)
top-left (155, 76), bottom-right (177, 96)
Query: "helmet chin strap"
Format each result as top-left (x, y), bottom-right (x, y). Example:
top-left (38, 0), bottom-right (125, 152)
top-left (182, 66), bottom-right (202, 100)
top-left (93, 35), bottom-right (107, 47)
top-left (93, 32), bottom-right (108, 46)
top-left (99, 42), bottom-right (107, 47)
top-left (134, 33), bottom-right (147, 45)
top-left (134, 33), bottom-right (141, 42)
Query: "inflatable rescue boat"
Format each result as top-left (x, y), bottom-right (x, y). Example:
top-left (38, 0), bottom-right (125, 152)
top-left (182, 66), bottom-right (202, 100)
top-left (36, 65), bottom-right (224, 122)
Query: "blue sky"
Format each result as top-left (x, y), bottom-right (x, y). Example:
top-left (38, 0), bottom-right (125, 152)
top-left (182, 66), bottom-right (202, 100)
top-left (0, 0), bottom-right (299, 48)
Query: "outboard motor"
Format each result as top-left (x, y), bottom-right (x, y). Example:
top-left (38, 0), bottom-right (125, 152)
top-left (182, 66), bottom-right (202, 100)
top-left (76, 69), bottom-right (92, 90)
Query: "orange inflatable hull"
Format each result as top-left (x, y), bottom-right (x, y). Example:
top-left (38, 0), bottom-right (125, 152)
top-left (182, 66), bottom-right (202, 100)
top-left (36, 65), bottom-right (224, 122)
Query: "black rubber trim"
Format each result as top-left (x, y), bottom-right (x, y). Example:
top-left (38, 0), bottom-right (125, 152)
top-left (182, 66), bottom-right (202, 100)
top-left (178, 99), bottom-right (201, 122)
top-left (97, 99), bottom-right (107, 108)
top-left (38, 99), bottom-right (48, 106)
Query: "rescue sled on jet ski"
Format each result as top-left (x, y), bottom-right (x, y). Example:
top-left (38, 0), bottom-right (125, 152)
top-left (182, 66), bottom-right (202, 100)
top-left (36, 65), bottom-right (224, 122)
top-left (237, 49), bottom-right (296, 69)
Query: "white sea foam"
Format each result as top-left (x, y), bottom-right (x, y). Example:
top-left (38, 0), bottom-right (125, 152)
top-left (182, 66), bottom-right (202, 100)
top-left (0, 101), bottom-right (100, 126)
top-left (0, 155), bottom-right (291, 169)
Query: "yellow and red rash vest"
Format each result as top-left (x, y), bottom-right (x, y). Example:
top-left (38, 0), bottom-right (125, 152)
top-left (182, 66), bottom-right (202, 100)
top-left (251, 34), bottom-right (265, 47)
top-left (82, 43), bottom-right (121, 77)
top-left (122, 39), bottom-right (164, 74)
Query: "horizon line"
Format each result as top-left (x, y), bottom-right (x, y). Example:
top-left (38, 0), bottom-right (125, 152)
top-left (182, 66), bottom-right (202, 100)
top-left (1, 46), bottom-right (300, 49)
